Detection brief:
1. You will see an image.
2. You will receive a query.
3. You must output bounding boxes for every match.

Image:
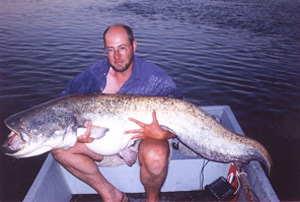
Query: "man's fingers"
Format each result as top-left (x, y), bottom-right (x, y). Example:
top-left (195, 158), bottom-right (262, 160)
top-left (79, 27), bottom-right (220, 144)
top-left (84, 120), bottom-right (93, 128)
top-left (124, 129), bottom-right (143, 134)
top-left (128, 117), bottom-right (145, 127)
top-left (132, 134), bottom-right (146, 140)
top-left (77, 135), bottom-right (94, 143)
top-left (124, 129), bottom-right (146, 140)
top-left (152, 110), bottom-right (158, 122)
top-left (77, 120), bottom-right (94, 143)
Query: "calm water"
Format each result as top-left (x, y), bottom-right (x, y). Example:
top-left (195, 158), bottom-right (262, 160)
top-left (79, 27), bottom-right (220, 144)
top-left (0, 0), bottom-right (299, 201)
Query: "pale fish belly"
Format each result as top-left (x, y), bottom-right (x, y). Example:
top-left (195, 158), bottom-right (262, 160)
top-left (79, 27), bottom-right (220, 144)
top-left (77, 114), bottom-right (140, 156)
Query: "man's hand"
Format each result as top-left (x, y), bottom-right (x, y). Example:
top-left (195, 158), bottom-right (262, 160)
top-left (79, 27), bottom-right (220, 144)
top-left (77, 120), bottom-right (94, 143)
top-left (124, 110), bottom-right (174, 140)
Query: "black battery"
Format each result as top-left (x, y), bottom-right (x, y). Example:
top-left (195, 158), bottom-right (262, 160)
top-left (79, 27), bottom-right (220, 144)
top-left (205, 176), bottom-right (236, 201)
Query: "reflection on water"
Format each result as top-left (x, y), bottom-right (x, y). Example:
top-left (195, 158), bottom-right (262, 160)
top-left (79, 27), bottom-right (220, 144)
top-left (0, 0), bottom-right (300, 201)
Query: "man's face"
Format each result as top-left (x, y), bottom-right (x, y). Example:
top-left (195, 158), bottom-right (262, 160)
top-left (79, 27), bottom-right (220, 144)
top-left (104, 27), bottom-right (136, 72)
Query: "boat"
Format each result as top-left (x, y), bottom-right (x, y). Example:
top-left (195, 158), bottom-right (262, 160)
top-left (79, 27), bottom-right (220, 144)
top-left (23, 106), bottom-right (279, 201)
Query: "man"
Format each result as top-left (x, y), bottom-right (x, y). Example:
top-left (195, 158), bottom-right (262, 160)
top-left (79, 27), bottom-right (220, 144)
top-left (52, 24), bottom-right (182, 202)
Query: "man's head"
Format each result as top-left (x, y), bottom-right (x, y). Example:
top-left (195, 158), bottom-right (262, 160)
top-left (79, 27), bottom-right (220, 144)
top-left (103, 24), bottom-right (134, 46)
top-left (103, 24), bottom-right (137, 73)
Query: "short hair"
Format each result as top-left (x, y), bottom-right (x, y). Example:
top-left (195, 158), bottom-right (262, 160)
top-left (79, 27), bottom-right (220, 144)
top-left (103, 24), bottom-right (134, 46)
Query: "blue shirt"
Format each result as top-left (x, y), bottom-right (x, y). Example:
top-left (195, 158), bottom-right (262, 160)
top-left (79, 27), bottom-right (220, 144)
top-left (60, 55), bottom-right (182, 99)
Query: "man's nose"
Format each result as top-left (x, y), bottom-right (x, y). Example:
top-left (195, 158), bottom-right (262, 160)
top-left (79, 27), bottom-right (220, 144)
top-left (113, 50), bottom-right (122, 59)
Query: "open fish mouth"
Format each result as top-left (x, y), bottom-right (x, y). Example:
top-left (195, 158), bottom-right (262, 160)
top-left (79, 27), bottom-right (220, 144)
top-left (2, 131), bottom-right (21, 154)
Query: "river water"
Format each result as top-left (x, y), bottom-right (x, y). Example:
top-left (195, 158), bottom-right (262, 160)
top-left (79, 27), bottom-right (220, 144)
top-left (0, 0), bottom-right (299, 201)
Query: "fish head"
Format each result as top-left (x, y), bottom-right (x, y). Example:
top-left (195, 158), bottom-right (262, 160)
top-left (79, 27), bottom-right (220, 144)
top-left (2, 102), bottom-right (78, 158)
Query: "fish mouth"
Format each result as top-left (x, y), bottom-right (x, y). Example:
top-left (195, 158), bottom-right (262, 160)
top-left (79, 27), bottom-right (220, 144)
top-left (2, 130), bottom-right (22, 155)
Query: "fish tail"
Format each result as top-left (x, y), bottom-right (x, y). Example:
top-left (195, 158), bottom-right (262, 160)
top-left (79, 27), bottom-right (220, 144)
top-left (257, 148), bottom-right (272, 177)
top-left (246, 138), bottom-right (272, 177)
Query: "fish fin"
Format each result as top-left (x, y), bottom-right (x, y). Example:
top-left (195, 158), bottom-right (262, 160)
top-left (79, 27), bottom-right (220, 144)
top-left (81, 120), bottom-right (109, 139)
top-left (76, 127), bottom-right (109, 139)
top-left (119, 148), bottom-right (137, 166)
top-left (160, 125), bottom-right (176, 134)
top-left (89, 127), bottom-right (109, 139)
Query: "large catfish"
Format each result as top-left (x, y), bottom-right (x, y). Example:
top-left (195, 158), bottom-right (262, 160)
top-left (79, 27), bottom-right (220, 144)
top-left (2, 94), bottom-right (272, 175)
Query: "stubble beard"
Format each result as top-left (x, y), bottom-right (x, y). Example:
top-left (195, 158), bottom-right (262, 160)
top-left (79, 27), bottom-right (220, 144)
top-left (110, 53), bottom-right (134, 73)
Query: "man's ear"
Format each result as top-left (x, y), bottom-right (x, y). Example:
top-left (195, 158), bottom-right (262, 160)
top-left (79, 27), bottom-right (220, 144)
top-left (133, 40), bottom-right (137, 53)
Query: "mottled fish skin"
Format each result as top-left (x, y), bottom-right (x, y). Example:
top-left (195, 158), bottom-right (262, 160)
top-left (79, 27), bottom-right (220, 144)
top-left (2, 94), bottom-right (272, 175)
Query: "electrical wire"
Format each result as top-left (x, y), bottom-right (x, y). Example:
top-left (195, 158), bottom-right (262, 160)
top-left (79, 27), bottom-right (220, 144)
top-left (199, 159), bottom-right (209, 190)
